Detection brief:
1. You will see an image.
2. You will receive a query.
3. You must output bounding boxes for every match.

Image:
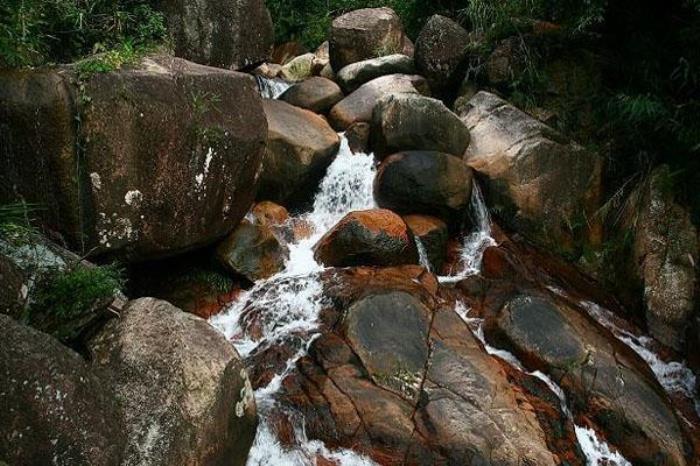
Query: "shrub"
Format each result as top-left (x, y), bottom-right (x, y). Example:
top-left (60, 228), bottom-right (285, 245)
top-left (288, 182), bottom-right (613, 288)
top-left (0, 0), bottom-right (166, 68)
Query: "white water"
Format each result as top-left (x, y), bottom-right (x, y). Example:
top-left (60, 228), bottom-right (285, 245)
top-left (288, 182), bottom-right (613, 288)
top-left (211, 135), bottom-right (377, 465)
top-left (576, 299), bottom-right (699, 414)
top-left (439, 182), bottom-right (496, 283)
top-left (256, 75), bottom-right (293, 99)
top-left (455, 301), bottom-right (632, 465)
top-left (414, 235), bottom-right (432, 272)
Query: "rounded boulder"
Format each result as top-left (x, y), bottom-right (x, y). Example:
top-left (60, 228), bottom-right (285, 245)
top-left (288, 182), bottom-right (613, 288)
top-left (280, 76), bottom-right (344, 114)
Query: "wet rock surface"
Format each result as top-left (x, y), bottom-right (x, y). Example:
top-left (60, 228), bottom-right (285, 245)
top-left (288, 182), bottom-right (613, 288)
top-left (280, 76), bottom-right (344, 114)
top-left (89, 298), bottom-right (257, 466)
top-left (313, 209), bottom-right (418, 267)
top-left (374, 150), bottom-right (473, 224)
top-left (403, 214), bottom-right (448, 272)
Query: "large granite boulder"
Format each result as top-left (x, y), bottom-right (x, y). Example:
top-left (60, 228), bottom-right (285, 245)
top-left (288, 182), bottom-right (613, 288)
top-left (329, 7), bottom-right (412, 71)
top-left (461, 91), bottom-right (602, 256)
top-left (279, 76), bottom-right (343, 114)
top-left (159, 0), bottom-right (273, 69)
top-left (216, 219), bottom-right (288, 281)
top-left (414, 15), bottom-right (471, 94)
top-left (0, 56), bottom-right (267, 262)
top-left (313, 209), bottom-right (418, 267)
top-left (0, 314), bottom-right (124, 465)
top-left (371, 93), bottom-right (470, 159)
top-left (259, 99), bottom-right (340, 205)
top-left (632, 165), bottom-right (698, 350)
top-left (89, 298), bottom-right (257, 466)
top-left (374, 151), bottom-right (473, 224)
top-left (486, 294), bottom-right (692, 466)
top-left (336, 54), bottom-right (415, 92)
top-left (328, 73), bottom-right (429, 130)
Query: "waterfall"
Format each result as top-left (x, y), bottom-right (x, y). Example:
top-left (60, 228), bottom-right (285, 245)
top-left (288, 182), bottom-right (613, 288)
top-left (255, 75), bottom-right (292, 99)
top-left (439, 182), bottom-right (496, 283)
top-left (211, 134), bottom-right (377, 466)
top-left (414, 235), bottom-right (431, 272)
top-left (455, 301), bottom-right (632, 466)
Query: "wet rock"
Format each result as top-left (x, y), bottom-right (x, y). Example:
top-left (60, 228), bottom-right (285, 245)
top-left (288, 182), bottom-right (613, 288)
top-left (251, 200), bottom-right (289, 227)
top-left (403, 214), bottom-right (448, 272)
top-left (89, 298), bottom-right (257, 466)
top-left (328, 73), bottom-right (429, 130)
top-left (374, 151), bottom-right (473, 224)
top-left (216, 220), bottom-right (288, 282)
top-left (329, 7), bottom-right (412, 71)
top-left (280, 76), bottom-right (343, 114)
top-left (371, 93), bottom-right (470, 159)
top-left (415, 15), bottom-right (470, 94)
top-left (336, 54), bottom-right (415, 92)
top-left (461, 91), bottom-right (602, 256)
top-left (487, 294), bottom-right (692, 466)
top-left (0, 314), bottom-right (124, 465)
top-left (160, 0), bottom-right (273, 69)
top-left (345, 122), bottom-right (371, 154)
top-left (259, 99), bottom-right (340, 205)
top-left (0, 253), bottom-right (26, 318)
top-left (633, 165), bottom-right (698, 350)
top-left (0, 56), bottom-right (268, 261)
top-left (313, 209), bottom-right (418, 267)
top-left (275, 268), bottom-right (579, 464)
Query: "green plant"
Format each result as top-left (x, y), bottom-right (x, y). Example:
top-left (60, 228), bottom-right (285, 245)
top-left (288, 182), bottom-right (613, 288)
top-left (27, 262), bottom-right (124, 341)
top-left (0, 202), bottom-right (42, 243)
top-left (0, 0), bottom-right (166, 68)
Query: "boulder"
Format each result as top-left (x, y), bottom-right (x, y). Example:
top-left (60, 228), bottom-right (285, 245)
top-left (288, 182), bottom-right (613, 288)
top-left (89, 298), bottom-right (257, 466)
top-left (251, 201), bottom-right (289, 227)
top-left (633, 165), bottom-right (698, 350)
top-left (415, 15), bottom-right (471, 94)
top-left (328, 74), bottom-right (429, 130)
top-left (160, 0), bottom-right (273, 69)
top-left (259, 99), bottom-right (340, 205)
top-left (279, 53), bottom-right (318, 82)
top-left (486, 294), bottom-right (692, 466)
top-left (0, 56), bottom-right (268, 261)
top-left (336, 54), bottom-right (415, 92)
top-left (329, 7), bottom-right (412, 71)
top-left (270, 269), bottom-right (580, 464)
top-left (271, 42), bottom-right (308, 65)
top-left (313, 209), bottom-right (418, 267)
top-left (216, 220), bottom-right (288, 281)
top-left (371, 93), bottom-right (470, 159)
top-left (403, 215), bottom-right (448, 272)
top-left (461, 91), bottom-right (602, 256)
top-left (374, 151), bottom-right (473, 224)
top-left (279, 76), bottom-right (343, 114)
top-left (0, 314), bottom-right (124, 465)
top-left (0, 254), bottom-right (26, 318)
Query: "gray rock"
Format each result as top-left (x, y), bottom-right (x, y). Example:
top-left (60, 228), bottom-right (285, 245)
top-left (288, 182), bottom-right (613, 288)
top-left (0, 314), bottom-right (124, 465)
top-left (280, 76), bottom-right (343, 113)
top-left (89, 298), bottom-right (257, 466)
top-left (161, 0), bottom-right (273, 69)
top-left (415, 15), bottom-right (470, 93)
top-left (336, 54), bottom-right (415, 92)
top-left (259, 99), bottom-right (340, 205)
top-left (371, 93), bottom-right (470, 159)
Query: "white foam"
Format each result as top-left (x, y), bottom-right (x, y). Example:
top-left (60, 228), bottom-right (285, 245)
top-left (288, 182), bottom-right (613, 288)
top-left (256, 76), bottom-right (292, 99)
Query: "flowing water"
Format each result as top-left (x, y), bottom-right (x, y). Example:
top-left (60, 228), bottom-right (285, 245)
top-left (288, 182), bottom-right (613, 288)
top-left (256, 75), bottom-right (293, 99)
top-left (211, 135), bottom-right (378, 465)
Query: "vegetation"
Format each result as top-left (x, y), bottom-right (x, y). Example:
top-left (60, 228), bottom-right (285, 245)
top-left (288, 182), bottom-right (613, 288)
top-left (0, 0), bottom-right (166, 68)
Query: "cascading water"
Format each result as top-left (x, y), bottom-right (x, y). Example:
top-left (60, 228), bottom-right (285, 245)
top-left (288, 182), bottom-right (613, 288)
top-left (439, 182), bottom-right (496, 282)
top-left (454, 301), bottom-right (632, 466)
top-left (414, 235), bottom-right (431, 272)
top-left (211, 135), bottom-right (377, 465)
top-left (256, 75), bottom-right (293, 99)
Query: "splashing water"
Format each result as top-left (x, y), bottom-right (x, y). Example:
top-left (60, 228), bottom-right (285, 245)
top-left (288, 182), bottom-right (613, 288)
top-left (439, 182), bottom-right (496, 283)
top-left (211, 134), bottom-right (377, 465)
top-left (454, 301), bottom-right (631, 465)
top-left (577, 299), bottom-right (699, 414)
top-left (256, 75), bottom-right (293, 99)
